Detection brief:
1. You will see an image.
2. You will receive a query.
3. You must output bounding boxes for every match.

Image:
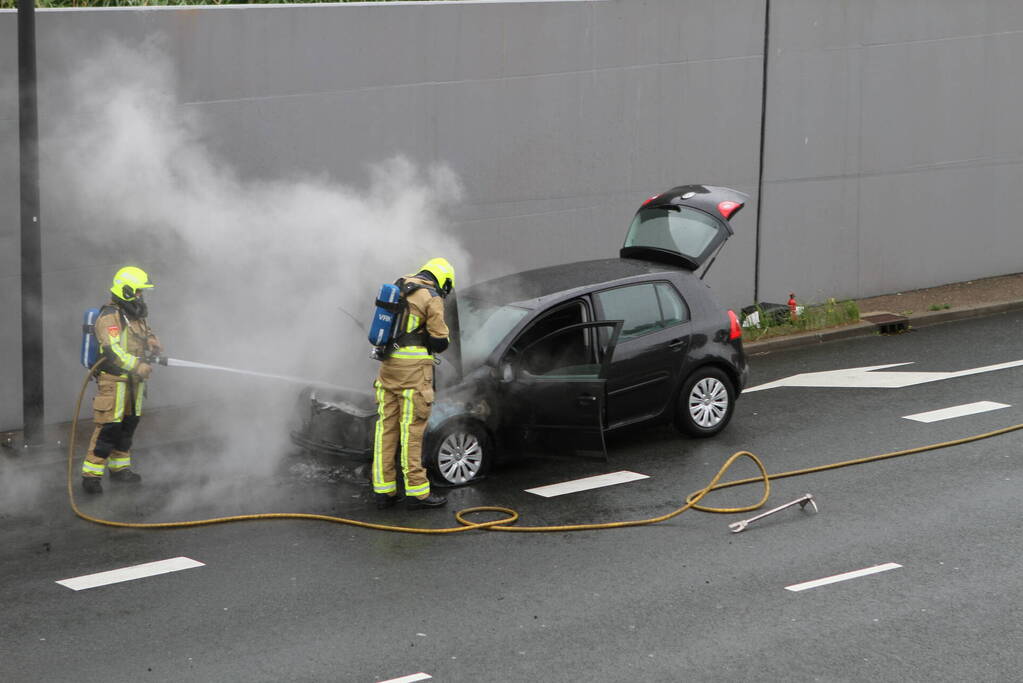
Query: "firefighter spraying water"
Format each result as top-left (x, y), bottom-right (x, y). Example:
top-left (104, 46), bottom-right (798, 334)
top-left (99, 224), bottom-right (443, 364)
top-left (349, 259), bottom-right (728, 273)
top-left (79, 267), bottom-right (162, 494)
top-left (79, 266), bottom-right (359, 496)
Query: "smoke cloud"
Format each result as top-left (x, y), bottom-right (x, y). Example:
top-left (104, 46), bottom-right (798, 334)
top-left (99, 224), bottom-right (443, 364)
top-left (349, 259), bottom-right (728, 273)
top-left (41, 38), bottom-right (470, 514)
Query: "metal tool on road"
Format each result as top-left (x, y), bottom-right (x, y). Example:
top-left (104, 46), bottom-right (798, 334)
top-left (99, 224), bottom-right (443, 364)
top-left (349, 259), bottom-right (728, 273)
top-left (729, 493), bottom-right (817, 533)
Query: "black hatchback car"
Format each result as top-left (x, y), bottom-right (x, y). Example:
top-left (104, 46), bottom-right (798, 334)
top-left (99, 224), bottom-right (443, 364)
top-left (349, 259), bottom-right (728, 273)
top-left (291, 184), bottom-right (750, 485)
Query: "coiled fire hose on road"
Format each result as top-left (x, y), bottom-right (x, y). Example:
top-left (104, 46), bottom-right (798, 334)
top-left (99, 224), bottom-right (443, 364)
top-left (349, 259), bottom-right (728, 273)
top-left (68, 364), bottom-right (1023, 534)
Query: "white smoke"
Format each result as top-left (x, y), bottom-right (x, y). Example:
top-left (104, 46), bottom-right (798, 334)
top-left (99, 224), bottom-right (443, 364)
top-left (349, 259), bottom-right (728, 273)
top-left (43, 38), bottom-right (470, 513)
top-left (50, 39), bottom-right (466, 369)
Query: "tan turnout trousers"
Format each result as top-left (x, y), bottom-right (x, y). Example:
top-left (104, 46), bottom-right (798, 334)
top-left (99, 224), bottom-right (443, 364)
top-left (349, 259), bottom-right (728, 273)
top-left (371, 276), bottom-right (448, 498)
top-left (372, 360), bottom-right (435, 498)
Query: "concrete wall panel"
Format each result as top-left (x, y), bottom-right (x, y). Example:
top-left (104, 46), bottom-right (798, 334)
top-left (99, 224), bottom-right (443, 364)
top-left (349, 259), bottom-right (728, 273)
top-left (859, 38), bottom-right (991, 174)
top-left (0, 0), bottom-right (764, 429)
top-left (3, 0), bottom-right (1023, 430)
top-left (757, 178), bottom-right (862, 303)
top-left (763, 48), bottom-right (862, 182)
top-left (759, 0), bottom-right (1023, 304)
top-left (1, 13), bottom-right (21, 431)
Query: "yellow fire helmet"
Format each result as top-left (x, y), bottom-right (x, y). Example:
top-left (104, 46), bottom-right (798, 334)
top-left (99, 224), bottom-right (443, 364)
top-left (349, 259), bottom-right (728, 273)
top-left (110, 266), bottom-right (154, 302)
top-left (420, 257), bottom-right (455, 297)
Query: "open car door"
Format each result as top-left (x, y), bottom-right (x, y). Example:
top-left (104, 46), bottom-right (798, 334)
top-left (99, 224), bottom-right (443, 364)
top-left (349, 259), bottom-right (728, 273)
top-left (499, 320), bottom-right (622, 459)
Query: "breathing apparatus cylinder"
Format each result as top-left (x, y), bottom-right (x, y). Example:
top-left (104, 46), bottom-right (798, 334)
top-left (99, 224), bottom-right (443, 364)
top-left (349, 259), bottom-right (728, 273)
top-left (80, 308), bottom-right (101, 369)
top-left (368, 283), bottom-right (402, 359)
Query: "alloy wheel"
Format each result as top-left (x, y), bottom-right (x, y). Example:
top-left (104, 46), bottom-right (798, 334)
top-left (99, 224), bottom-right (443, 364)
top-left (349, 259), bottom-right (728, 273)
top-left (435, 431), bottom-right (484, 485)
top-left (688, 376), bottom-right (729, 428)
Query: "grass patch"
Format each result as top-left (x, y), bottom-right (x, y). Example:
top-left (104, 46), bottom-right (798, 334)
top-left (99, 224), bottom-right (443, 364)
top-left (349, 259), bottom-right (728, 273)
top-left (742, 298), bottom-right (860, 342)
top-left (928, 303), bottom-right (951, 311)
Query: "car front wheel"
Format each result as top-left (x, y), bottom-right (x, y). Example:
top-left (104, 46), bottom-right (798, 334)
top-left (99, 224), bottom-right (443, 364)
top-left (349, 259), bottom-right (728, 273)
top-left (674, 367), bottom-right (735, 437)
top-left (424, 421), bottom-right (491, 486)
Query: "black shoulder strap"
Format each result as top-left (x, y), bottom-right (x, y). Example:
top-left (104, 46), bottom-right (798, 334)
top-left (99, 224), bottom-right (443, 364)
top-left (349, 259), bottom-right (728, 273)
top-left (390, 279), bottom-right (436, 348)
top-left (87, 305), bottom-right (118, 332)
top-left (401, 277), bottom-right (439, 298)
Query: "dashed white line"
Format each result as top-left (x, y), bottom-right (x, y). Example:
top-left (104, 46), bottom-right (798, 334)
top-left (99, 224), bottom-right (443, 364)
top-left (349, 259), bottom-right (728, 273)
top-left (903, 401), bottom-right (1010, 423)
top-left (785, 562), bottom-right (902, 592)
top-left (56, 557), bottom-right (205, 591)
top-left (377, 674), bottom-right (431, 683)
top-left (525, 471), bottom-right (650, 498)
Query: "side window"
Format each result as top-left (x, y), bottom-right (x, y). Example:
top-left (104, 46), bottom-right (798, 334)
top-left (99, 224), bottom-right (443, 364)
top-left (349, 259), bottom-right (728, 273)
top-left (594, 283), bottom-right (662, 340)
top-left (520, 326), bottom-right (600, 378)
top-left (656, 282), bottom-right (690, 327)
top-left (510, 300), bottom-right (589, 354)
top-left (509, 300), bottom-right (594, 376)
top-left (594, 282), bottom-right (690, 340)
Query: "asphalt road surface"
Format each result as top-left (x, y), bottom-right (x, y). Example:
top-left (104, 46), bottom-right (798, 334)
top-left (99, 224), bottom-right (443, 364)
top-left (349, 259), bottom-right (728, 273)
top-left (3, 312), bottom-right (1023, 682)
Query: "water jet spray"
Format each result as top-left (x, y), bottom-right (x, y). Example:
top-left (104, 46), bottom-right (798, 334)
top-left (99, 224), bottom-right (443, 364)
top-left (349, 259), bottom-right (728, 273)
top-left (155, 356), bottom-right (358, 393)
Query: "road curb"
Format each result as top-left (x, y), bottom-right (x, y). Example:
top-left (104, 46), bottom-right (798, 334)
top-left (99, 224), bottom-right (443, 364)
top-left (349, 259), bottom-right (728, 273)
top-left (745, 300), bottom-right (1023, 355)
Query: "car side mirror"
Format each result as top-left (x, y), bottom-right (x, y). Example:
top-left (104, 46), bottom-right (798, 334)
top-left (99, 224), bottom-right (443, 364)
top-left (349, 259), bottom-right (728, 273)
top-left (500, 362), bottom-right (515, 383)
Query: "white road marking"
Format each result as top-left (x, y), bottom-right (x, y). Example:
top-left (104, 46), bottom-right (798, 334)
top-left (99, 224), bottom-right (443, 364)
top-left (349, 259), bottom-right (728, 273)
top-left (525, 471), bottom-right (649, 498)
top-left (785, 562), bottom-right (902, 592)
top-left (746, 359), bottom-right (1023, 392)
top-left (903, 401), bottom-right (1010, 423)
top-left (56, 557), bottom-right (205, 591)
top-left (377, 674), bottom-right (431, 683)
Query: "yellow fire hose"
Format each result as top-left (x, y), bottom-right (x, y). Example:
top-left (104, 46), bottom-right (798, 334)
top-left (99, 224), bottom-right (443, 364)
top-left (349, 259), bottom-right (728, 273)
top-left (68, 364), bottom-right (1023, 534)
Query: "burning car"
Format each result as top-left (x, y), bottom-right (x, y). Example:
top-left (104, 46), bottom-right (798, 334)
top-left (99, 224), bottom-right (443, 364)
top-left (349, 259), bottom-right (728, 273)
top-left (291, 184), bottom-right (750, 486)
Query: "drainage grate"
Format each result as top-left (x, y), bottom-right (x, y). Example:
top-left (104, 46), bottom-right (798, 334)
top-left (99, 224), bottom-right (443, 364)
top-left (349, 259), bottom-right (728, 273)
top-left (862, 313), bottom-right (910, 335)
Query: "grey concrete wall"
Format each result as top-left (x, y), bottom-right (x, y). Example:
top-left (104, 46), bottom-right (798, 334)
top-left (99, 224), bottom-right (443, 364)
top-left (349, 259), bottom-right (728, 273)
top-left (1, 15), bottom-right (20, 432)
top-left (2, 0), bottom-right (1023, 431)
top-left (758, 0), bottom-right (1023, 302)
top-left (0, 0), bottom-right (765, 430)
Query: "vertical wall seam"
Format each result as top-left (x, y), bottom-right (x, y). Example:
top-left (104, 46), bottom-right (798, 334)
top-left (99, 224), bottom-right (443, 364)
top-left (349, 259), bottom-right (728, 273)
top-left (753, 0), bottom-right (770, 303)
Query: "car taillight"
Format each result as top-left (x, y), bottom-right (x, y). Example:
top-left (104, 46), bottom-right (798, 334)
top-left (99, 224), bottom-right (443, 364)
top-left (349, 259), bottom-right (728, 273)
top-left (717, 200), bottom-right (742, 220)
top-left (727, 310), bottom-right (742, 340)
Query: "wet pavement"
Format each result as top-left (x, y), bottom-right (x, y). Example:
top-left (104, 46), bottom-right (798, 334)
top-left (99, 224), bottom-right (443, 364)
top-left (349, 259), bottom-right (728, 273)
top-left (3, 310), bottom-right (1023, 681)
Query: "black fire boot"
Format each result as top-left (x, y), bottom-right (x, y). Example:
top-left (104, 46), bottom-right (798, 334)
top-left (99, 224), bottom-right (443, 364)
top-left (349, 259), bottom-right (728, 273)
top-left (81, 477), bottom-right (103, 495)
top-left (109, 469), bottom-right (142, 484)
top-left (406, 492), bottom-right (447, 510)
top-left (375, 493), bottom-right (399, 509)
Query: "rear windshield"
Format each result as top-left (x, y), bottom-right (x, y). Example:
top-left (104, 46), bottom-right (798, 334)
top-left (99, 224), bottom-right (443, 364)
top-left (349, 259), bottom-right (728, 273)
top-left (624, 206), bottom-right (721, 261)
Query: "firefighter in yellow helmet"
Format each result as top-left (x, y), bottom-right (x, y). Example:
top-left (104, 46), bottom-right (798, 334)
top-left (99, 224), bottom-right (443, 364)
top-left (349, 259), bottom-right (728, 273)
top-left (372, 257), bottom-right (454, 509)
top-left (80, 266), bottom-right (163, 494)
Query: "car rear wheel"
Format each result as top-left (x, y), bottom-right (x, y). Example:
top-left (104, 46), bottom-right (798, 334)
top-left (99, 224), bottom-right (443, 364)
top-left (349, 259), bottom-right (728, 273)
top-left (425, 421), bottom-right (491, 486)
top-left (674, 367), bottom-right (735, 437)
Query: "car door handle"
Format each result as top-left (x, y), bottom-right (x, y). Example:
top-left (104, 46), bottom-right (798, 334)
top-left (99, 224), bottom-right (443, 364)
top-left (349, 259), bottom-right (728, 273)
top-left (668, 338), bottom-right (688, 351)
top-left (577, 394), bottom-right (598, 406)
